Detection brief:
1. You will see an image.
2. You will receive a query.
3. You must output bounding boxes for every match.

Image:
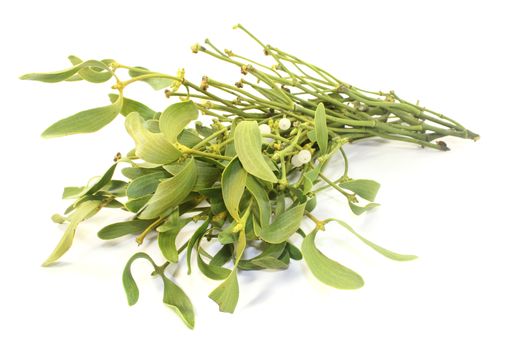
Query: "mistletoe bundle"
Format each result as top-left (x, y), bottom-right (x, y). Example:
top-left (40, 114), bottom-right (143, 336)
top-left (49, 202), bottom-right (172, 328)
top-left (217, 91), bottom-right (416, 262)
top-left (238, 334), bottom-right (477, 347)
top-left (21, 25), bottom-right (478, 329)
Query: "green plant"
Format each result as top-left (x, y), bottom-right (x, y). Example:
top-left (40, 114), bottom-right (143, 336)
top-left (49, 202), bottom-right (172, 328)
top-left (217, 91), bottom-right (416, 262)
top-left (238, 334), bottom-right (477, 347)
top-left (21, 25), bottom-right (478, 329)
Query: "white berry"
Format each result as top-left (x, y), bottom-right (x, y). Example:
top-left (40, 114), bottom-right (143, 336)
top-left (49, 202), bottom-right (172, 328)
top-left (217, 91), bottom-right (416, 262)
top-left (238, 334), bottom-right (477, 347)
top-left (297, 149), bottom-right (312, 164)
top-left (259, 123), bottom-right (271, 135)
top-left (278, 117), bottom-right (291, 131)
top-left (291, 155), bottom-right (303, 168)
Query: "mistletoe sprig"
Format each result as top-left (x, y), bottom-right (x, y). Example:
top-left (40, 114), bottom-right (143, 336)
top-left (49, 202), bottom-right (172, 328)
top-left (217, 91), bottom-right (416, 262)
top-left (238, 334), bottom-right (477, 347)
top-left (21, 25), bottom-right (478, 329)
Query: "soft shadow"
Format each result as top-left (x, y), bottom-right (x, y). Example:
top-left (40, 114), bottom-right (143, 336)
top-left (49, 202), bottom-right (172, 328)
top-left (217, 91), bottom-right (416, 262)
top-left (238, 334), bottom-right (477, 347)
top-left (242, 267), bottom-right (302, 309)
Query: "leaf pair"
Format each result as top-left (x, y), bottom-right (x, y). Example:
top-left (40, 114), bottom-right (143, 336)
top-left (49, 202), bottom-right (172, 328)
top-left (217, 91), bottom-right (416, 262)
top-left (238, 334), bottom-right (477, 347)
top-left (122, 252), bottom-right (194, 329)
top-left (302, 220), bottom-right (416, 289)
top-left (340, 179), bottom-right (381, 215)
top-left (125, 101), bottom-right (199, 165)
top-left (20, 59), bottom-right (112, 83)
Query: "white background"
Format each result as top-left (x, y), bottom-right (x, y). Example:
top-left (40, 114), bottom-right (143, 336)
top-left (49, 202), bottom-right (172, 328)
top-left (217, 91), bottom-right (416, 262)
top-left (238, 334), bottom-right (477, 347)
top-left (1, 0), bottom-right (524, 349)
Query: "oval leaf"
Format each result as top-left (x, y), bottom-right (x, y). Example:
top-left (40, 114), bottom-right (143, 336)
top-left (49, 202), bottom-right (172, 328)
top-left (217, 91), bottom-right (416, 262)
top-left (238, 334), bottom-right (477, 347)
top-left (348, 201), bottom-right (380, 215)
top-left (234, 121), bottom-right (277, 183)
top-left (125, 112), bottom-right (181, 165)
top-left (340, 179), bottom-right (381, 202)
top-left (125, 194), bottom-right (152, 213)
top-left (126, 171), bottom-right (168, 199)
top-left (129, 66), bottom-right (173, 90)
top-left (42, 92), bottom-right (123, 138)
top-left (109, 93), bottom-right (157, 120)
top-left (97, 219), bottom-right (156, 240)
top-left (139, 158), bottom-right (197, 219)
top-left (221, 157), bottom-right (247, 221)
top-left (159, 101), bottom-right (199, 143)
top-left (259, 203), bottom-right (306, 244)
top-left (302, 229), bottom-right (364, 289)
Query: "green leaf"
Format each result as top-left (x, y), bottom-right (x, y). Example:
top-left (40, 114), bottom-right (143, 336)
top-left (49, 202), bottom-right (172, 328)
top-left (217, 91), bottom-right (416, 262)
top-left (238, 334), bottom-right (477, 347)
top-left (122, 252), bottom-right (195, 329)
top-left (239, 242), bottom-right (288, 270)
top-left (97, 219), bottom-right (155, 240)
top-left (121, 166), bottom-right (158, 180)
top-left (302, 229), bottom-right (364, 289)
top-left (62, 164), bottom-right (117, 199)
top-left (100, 180), bottom-right (128, 197)
top-left (157, 210), bottom-right (186, 263)
top-left (158, 224), bottom-right (191, 263)
top-left (144, 120), bottom-right (160, 133)
top-left (259, 203), bottom-right (306, 244)
top-left (20, 59), bottom-right (111, 83)
top-left (275, 192), bottom-right (286, 216)
top-left (217, 221), bottom-right (238, 244)
top-left (139, 158), bottom-right (197, 219)
top-left (303, 163), bottom-right (322, 193)
top-left (128, 66), bottom-right (173, 90)
top-left (210, 245), bottom-right (233, 266)
top-left (157, 209), bottom-right (191, 232)
top-left (186, 218), bottom-right (211, 274)
top-left (196, 123), bottom-right (214, 137)
top-left (125, 194), bottom-right (152, 213)
top-left (197, 241), bottom-right (231, 280)
top-left (109, 93), bottom-right (157, 120)
top-left (314, 103), bottom-right (328, 154)
top-left (349, 201), bottom-right (380, 215)
top-left (122, 252), bottom-right (156, 306)
top-left (85, 163), bottom-right (117, 195)
top-left (64, 55), bottom-right (83, 81)
top-left (164, 160), bottom-right (219, 191)
top-left (234, 121), bottom-right (278, 183)
top-left (327, 219), bottom-right (417, 261)
top-left (246, 175), bottom-right (271, 227)
top-left (42, 200), bottom-right (101, 266)
top-left (178, 129), bottom-right (203, 148)
top-left (159, 101), bottom-right (199, 143)
top-left (209, 209), bottom-right (247, 313)
top-left (208, 269), bottom-right (239, 313)
top-left (126, 171), bottom-right (168, 199)
top-left (125, 112), bottom-right (181, 165)
top-left (41, 92), bottom-right (123, 138)
top-left (340, 179), bottom-right (381, 202)
top-left (67, 56), bottom-right (113, 83)
top-left (287, 242), bottom-right (303, 260)
top-left (305, 195), bottom-right (317, 212)
top-left (221, 157), bottom-right (247, 221)
top-left (62, 186), bottom-right (84, 199)
top-left (161, 275), bottom-right (195, 329)
top-left (51, 213), bottom-right (66, 224)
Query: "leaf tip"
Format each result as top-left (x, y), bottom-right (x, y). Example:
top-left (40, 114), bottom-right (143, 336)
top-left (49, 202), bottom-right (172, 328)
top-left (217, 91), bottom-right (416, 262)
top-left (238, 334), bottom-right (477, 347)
top-left (41, 258), bottom-right (55, 267)
top-left (401, 254), bottom-right (418, 261)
